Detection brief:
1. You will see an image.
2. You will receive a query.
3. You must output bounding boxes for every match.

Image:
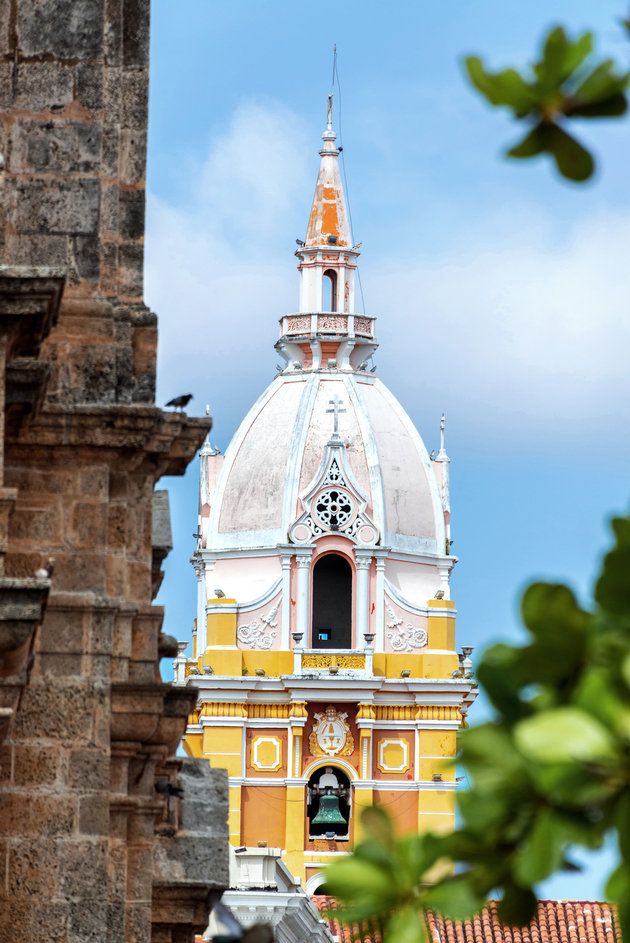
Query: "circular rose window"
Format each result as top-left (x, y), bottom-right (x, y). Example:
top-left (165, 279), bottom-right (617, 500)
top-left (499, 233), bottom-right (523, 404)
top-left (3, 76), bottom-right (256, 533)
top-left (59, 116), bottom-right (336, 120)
top-left (313, 488), bottom-right (355, 532)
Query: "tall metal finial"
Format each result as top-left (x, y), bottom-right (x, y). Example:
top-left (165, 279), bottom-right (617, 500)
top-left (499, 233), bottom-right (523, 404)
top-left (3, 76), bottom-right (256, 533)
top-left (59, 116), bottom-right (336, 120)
top-left (326, 93), bottom-right (333, 131)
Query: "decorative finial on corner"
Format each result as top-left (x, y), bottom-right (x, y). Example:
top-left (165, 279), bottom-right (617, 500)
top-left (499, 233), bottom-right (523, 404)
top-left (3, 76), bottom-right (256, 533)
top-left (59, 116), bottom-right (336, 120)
top-left (436, 412), bottom-right (449, 462)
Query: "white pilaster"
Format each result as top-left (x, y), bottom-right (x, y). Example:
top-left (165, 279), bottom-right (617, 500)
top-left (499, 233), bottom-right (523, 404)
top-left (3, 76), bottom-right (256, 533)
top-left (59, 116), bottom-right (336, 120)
top-left (373, 551), bottom-right (388, 651)
top-left (281, 552), bottom-right (293, 648)
top-left (193, 556), bottom-right (208, 655)
top-left (295, 550), bottom-right (313, 642)
top-left (354, 551), bottom-right (372, 644)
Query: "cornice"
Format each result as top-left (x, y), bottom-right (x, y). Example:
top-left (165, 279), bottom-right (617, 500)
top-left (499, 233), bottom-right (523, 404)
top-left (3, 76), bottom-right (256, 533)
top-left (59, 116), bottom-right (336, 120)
top-left (9, 405), bottom-right (211, 476)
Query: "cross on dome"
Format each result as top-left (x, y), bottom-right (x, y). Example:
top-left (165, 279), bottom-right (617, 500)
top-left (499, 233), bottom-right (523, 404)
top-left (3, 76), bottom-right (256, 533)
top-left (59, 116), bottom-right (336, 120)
top-left (326, 395), bottom-right (346, 438)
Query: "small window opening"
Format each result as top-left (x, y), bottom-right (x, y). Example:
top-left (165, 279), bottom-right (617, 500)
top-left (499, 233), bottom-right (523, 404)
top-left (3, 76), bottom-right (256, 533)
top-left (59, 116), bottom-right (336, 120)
top-left (312, 553), bottom-right (352, 649)
top-left (322, 269), bottom-right (338, 312)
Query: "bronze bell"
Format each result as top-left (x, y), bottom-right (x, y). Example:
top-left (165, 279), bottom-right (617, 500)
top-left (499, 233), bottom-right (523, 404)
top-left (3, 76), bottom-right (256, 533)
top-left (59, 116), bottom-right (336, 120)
top-left (311, 791), bottom-right (347, 828)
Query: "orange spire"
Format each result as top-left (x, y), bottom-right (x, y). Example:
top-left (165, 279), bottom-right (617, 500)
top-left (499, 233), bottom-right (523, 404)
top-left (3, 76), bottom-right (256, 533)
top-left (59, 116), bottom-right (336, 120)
top-left (305, 94), bottom-right (352, 248)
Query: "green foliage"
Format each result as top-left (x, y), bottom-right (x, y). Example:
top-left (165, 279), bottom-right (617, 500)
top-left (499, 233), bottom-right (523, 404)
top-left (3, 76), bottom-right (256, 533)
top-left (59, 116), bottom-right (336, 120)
top-left (464, 25), bottom-right (630, 181)
top-left (325, 514), bottom-right (630, 941)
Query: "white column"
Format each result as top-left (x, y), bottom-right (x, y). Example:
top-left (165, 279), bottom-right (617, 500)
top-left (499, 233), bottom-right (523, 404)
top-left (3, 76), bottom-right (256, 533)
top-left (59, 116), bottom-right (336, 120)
top-left (193, 556), bottom-right (208, 655)
top-left (374, 552), bottom-right (387, 650)
top-left (295, 552), bottom-right (312, 642)
top-left (354, 552), bottom-right (372, 644)
top-left (281, 552), bottom-right (292, 648)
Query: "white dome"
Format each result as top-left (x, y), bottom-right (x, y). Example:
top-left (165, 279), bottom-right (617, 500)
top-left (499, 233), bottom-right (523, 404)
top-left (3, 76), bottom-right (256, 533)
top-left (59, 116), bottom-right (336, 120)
top-left (206, 371), bottom-right (446, 556)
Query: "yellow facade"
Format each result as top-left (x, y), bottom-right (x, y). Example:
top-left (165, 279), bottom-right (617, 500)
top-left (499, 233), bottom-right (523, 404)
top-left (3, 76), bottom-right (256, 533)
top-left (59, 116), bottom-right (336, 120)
top-left (180, 596), bottom-right (474, 888)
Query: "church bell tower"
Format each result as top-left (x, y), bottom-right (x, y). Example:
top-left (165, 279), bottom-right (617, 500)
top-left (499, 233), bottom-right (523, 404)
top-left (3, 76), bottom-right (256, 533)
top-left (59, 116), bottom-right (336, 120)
top-left (178, 95), bottom-right (477, 891)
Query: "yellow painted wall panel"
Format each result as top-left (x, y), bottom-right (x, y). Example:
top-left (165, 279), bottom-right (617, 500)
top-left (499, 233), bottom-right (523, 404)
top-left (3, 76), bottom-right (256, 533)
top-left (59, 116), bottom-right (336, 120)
top-left (421, 730), bottom-right (457, 757)
top-left (285, 785), bottom-right (306, 854)
top-left (419, 757), bottom-right (456, 781)
top-left (420, 790), bottom-right (456, 814)
top-left (206, 602), bottom-right (238, 647)
top-left (419, 652), bottom-right (459, 678)
top-left (418, 813), bottom-right (454, 835)
top-left (353, 787), bottom-right (373, 844)
top-left (427, 614), bottom-right (455, 650)
top-left (182, 733), bottom-right (202, 758)
top-left (202, 725), bottom-right (242, 754)
top-left (242, 650), bottom-right (293, 676)
top-left (200, 648), bottom-right (243, 675)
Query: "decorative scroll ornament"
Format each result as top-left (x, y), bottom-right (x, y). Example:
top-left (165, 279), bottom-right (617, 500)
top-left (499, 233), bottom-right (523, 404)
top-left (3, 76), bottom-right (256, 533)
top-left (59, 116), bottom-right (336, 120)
top-left (289, 399), bottom-right (379, 546)
top-left (236, 605), bottom-right (279, 650)
top-left (309, 705), bottom-right (355, 757)
top-left (386, 605), bottom-right (428, 652)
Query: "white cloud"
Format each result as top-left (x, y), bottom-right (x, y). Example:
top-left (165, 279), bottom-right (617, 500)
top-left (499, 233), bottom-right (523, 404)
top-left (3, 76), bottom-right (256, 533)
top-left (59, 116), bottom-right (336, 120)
top-left (146, 99), bottom-right (630, 455)
top-left (371, 209), bottom-right (630, 451)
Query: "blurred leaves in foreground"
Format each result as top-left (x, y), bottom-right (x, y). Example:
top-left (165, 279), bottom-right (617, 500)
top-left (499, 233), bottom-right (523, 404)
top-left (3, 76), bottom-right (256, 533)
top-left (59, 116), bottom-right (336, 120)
top-left (464, 25), bottom-right (630, 181)
top-left (325, 514), bottom-right (630, 943)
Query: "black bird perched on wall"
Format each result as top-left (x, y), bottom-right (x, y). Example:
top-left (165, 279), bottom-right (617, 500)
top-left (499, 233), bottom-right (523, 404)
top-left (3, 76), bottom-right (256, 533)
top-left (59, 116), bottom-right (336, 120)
top-left (165, 393), bottom-right (193, 411)
top-left (155, 780), bottom-right (184, 798)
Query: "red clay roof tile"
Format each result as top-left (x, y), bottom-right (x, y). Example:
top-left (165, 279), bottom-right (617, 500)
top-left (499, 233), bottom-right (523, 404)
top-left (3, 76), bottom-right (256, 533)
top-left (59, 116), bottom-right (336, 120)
top-left (312, 898), bottom-right (619, 943)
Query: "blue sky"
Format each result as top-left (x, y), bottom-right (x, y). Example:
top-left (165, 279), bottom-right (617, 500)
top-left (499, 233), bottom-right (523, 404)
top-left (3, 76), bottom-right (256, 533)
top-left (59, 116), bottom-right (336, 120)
top-left (145, 0), bottom-right (630, 899)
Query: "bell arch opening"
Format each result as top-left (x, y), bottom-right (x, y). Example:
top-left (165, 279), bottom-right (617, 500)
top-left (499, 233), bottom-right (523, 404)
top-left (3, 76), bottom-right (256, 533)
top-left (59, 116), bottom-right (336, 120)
top-left (312, 553), bottom-right (352, 649)
top-left (322, 269), bottom-right (338, 311)
top-left (307, 766), bottom-right (351, 840)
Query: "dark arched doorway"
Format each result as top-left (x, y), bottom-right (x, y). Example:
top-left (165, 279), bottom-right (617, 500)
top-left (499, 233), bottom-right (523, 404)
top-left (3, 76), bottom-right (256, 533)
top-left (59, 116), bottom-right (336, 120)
top-left (312, 554), bottom-right (352, 649)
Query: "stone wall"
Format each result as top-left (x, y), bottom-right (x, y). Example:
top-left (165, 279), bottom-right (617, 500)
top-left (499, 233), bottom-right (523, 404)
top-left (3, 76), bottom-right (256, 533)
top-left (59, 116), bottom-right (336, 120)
top-left (0, 2), bottom-right (229, 941)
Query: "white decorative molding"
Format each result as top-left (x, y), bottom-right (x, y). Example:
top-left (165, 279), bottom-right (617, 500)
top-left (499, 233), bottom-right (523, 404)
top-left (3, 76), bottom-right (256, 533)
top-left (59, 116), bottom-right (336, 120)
top-left (251, 736), bottom-right (282, 771)
top-left (236, 579), bottom-right (283, 614)
top-left (289, 416), bottom-right (379, 546)
top-left (309, 705), bottom-right (354, 757)
top-left (386, 605), bottom-right (428, 651)
top-left (377, 738), bottom-right (410, 773)
top-left (237, 605), bottom-right (279, 650)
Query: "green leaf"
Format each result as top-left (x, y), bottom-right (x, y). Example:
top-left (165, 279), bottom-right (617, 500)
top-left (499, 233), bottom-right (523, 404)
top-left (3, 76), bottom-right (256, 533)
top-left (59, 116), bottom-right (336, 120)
top-left (507, 125), bottom-right (549, 159)
top-left (423, 875), bottom-right (484, 920)
top-left (514, 706), bottom-right (617, 764)
top-left (513, 808), bottom-right (567, 885)
top-left (354, 837), bottom-right (396, 873)
top-left (535, 27), bottom-right (592, 89)
top-left (497, 885), bottom-right (538, 927)
top-left (392, 833), bottom-right (445, 890)
top-left (605, 862), bottom-right (630, 942)
top-left (529, 761), bottom-right (617, 808)
top-left (545, 125), bottom-right (594, 182)
top-left (521, 582), bottom-right (587, 642)
top-left (596, 520), bottom-right (630, 614)
top-left (615, 791), bottom-right (630, 863)
top-left (572, 61), bottom-right (630, 107)
top-left (465, 57), bottom-right (537, 112)
top-left (383, 904), bottom-right (426, 943)
top-left (324, 857), bottom-right (396, 917)
top-left (606, 863), bottom-right (630, 899)
top-left (570, 94), bottom-right (627, 119)
top-left (361, 805), bottom-right (395, 849)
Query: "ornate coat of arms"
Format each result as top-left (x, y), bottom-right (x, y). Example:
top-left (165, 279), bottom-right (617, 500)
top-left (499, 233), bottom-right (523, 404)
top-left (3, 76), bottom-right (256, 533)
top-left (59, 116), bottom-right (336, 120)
top-left (309, 705), bottom-right (354, 757)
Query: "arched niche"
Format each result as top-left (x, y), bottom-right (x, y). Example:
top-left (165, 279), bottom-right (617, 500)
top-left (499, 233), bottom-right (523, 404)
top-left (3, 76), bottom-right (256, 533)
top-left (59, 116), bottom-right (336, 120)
top-left (322, 269), bottom-right (338, 312)
top-left (311, 553), bottom-right (352, 649)
top-left (307, 765), bottom-right (351, 840)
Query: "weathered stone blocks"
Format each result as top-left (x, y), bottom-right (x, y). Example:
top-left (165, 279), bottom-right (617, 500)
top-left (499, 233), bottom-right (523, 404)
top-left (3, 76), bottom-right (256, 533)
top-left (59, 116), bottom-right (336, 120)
top-left (0, 1), bottom-right (224, 941)
top-left (17, 0), bottom-right (104, 58)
